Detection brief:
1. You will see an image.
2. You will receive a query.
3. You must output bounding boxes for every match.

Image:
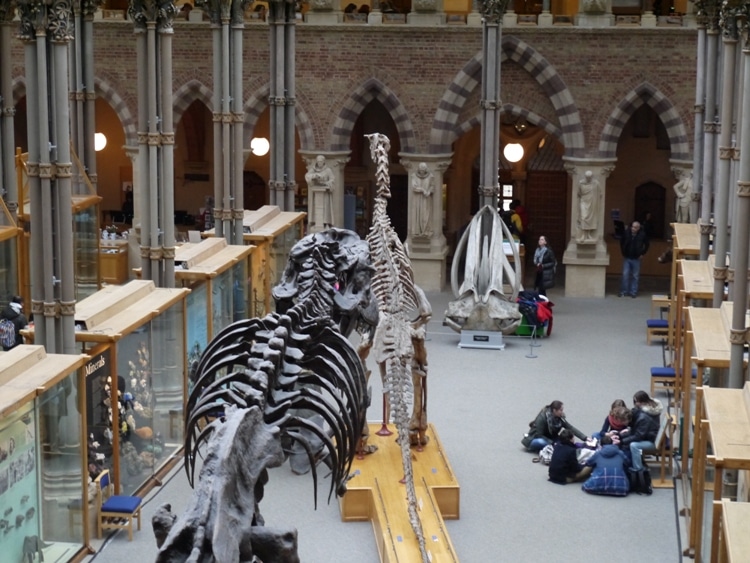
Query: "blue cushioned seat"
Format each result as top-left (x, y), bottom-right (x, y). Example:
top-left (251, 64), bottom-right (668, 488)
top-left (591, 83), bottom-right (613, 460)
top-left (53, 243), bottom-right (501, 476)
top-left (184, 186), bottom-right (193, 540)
top-left (647, 319), bottom-right (669, 329)
top-left (96, 469), bottom-right (142, 540)
top-left (102, 495), bottom-right (142, 513)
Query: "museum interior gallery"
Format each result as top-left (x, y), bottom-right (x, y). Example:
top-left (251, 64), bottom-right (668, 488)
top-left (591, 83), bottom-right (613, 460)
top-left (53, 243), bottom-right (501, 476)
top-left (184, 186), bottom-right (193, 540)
top-left (1, 0), bottom-right (750, 561)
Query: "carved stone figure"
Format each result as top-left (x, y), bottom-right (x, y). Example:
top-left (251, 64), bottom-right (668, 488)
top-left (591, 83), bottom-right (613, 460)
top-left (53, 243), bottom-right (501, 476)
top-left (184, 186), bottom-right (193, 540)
top-left (154, 228), bottom-right (372, 562)
top-left (412, 162), bottom-right (434, 238)
top-left (577, 170), bottom-right (599, 243)
top-left (305, 155), bottom-right (335, 229)
top-left (673, 170), bottom-right (693, 223)
top-left (444, 205), bottom-right (523, 334)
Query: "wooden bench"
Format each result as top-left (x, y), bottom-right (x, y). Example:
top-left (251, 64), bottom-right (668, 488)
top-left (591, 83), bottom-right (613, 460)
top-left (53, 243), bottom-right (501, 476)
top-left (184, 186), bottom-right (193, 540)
top-left (650, 366), bottom-right (697, 398)
top-left (646, 318), bottom-right (670, 345)
top-left (642, 414), bottom-right (676, 488)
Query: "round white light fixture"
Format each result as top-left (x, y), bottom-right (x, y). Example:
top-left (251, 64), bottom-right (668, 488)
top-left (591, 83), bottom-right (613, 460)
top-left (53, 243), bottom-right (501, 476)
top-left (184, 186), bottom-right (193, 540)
top-left (503, 143), bottom-right (524, 163)
top-left (250, 137), bottom-right (270, 156)
top-left (94, 132), bottom-right (107, 152)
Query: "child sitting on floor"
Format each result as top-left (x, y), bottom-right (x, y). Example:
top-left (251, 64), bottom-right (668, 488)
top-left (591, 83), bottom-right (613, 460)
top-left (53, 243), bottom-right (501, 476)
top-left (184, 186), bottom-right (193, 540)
top-left (581, 434), bottom-right (630, 496)
top-left (548, 429), bottom-right (593, 485)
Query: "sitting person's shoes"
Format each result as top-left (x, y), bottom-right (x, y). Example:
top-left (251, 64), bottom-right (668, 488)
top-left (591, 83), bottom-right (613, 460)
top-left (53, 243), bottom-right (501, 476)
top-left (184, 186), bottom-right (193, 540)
top-left (618, 292), bottom-right (624, 297)
top-left (631, 293), bottom-right (637, 298)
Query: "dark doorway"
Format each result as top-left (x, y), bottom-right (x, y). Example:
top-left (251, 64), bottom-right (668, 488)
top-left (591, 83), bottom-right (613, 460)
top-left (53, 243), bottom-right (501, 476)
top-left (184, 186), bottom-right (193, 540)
top-left (634, 182), bottom-right (665, 240)
top-left (244, 171), bottom-right (267, 211)
top-left (389, 174), bottom-right (408, 242)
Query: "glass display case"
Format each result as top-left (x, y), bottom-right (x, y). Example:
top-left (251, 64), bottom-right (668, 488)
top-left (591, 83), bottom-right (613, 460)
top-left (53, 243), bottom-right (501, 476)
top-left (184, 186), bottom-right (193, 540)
top-left (23, 280), bottom-right (188, 496)
top-left (202, 206), bottom-right (305, 317)
top-left (0, 345), bottom-right (89, 562)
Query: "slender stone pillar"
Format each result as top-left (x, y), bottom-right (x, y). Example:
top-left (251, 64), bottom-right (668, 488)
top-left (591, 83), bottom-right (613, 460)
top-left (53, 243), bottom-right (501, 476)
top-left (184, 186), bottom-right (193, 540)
top-left (400, 155), bottom-right (451, 291)
top-left (712, 11), bottom-right (738, 307)
top-left (17, 0), bottom-right (77, 353)
top-left (0, 6), bottom-right (18, 223)
top-left (129, 0), bottom-right (178, 287)
top-left (690, 7), bottom-right (707, 230)
top-left (699, 1), bottom-right (721, 259)
top-left (407, 0), bottom-right (446, 25)
top-left (268, 0), bottom-right (296, 212)
top-left (478, 0), bottom-right (509, 210)
top-left (561, 161), bottom-right (612, 298)
top-left (728, 13), bottom-right (750, 389)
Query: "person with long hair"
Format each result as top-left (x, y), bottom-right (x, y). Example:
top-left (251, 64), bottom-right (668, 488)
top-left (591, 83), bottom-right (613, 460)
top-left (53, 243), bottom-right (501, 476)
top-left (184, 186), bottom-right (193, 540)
top-left (532, 235), bottom-right (556, 296)
top-left (521, 400), bottom-right (588, 453)
top-left (619, 390), bottom-right (663, 474)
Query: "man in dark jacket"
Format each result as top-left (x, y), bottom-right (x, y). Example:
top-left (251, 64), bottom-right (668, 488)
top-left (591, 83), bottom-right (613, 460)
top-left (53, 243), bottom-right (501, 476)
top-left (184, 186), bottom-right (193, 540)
top-left (619, 221), bottom-right (649, 298)
top-left (1, 295), bottom-right (28, 350)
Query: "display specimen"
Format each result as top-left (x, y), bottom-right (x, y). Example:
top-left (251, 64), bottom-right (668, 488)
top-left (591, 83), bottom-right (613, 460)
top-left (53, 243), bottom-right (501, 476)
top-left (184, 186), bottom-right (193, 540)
top-left (153, 229), bottom-right (372, 562)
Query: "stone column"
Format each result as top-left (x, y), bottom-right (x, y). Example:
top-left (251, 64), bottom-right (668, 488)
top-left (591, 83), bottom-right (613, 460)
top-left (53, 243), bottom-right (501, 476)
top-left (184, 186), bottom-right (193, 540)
top-left (713, 13), bottom-right (738, 307)
top-left (561, 162), bottom-right (612, 298)
top-left (124, 146), bottom-right (141, 274)
top-left (727, 3), bottom-right (750, 389)
top-left (0, 10), bottom-right (17, 222)
top-left (400, 155), bottom-right (451, 291)
top-left (690, 9), bottom-right (707, 228)
top-left (299, 151), bottom-right (348, 233)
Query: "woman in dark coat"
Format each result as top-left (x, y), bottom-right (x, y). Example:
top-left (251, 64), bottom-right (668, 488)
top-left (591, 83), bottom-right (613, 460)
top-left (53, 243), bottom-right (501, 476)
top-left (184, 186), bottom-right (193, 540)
top-left (522, 400), bottom-right (588, 452)
top-left (533, 235), bottom-right (556, 296)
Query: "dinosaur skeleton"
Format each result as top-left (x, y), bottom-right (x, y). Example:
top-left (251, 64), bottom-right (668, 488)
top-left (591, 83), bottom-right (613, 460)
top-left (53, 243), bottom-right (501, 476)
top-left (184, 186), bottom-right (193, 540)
top-left (154, 229), bottom-right (372, 562)
top-left (361, 133), bottom-right (430, 562)
top-left (444, 204), bottom-right (523, 334)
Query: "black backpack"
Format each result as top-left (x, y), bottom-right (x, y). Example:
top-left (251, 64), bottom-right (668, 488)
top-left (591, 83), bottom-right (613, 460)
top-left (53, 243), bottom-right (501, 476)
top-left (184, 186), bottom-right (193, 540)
top-left (629, 468), bottom-right (653, 495)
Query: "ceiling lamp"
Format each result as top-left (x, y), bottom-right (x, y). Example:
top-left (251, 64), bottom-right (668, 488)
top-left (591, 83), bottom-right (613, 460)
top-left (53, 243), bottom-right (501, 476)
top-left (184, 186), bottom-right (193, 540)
top-left (250, 137), bottom-right (270, 156)
top-left (94, 132), bottom-right (107, 152)
top-left (503, 143), bottom-right (524, 163)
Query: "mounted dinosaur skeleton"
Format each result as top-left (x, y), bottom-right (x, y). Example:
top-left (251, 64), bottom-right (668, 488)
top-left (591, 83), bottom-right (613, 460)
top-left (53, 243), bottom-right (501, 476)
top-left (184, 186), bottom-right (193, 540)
top-left (444, 204), bottom-right (523, 334)
top-left (153, 229), bottom-right (372, 562)
top-left (358, 133), bottom-right (431, 562)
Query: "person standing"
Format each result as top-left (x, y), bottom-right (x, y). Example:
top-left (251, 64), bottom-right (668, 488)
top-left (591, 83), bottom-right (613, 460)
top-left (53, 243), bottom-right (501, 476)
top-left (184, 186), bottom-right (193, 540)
top-left (0, 296), bottom-right (28, 350)
top-left (619, 221), bottom-right (649, 298)
top-left (532, 235), bottom-right (556, 296)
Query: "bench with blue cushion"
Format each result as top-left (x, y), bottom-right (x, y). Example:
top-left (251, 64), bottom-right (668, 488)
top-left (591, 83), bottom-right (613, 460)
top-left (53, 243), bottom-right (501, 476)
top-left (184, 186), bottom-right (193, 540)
top-left (646, 318), bottom-right (670, 345)
top-left (650, 366), bottom-right (698, 397)
top-left (96, 470), bottom-right (142, 541)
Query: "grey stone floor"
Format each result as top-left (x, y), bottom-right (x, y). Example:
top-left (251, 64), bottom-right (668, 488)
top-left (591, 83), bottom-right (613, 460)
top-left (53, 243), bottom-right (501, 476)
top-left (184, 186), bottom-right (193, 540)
top-left (85, 277), bottom-right (686, 563)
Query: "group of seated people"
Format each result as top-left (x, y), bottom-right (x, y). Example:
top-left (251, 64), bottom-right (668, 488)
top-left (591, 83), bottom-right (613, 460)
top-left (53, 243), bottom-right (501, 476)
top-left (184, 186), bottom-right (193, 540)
top-left (521, 393), bottom-right (664, 495)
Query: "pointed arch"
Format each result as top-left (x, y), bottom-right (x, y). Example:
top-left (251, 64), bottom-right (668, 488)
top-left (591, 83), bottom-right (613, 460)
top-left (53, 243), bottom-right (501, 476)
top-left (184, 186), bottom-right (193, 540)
top-left (598, 82), bottom-right (690, 160)
top-left (242, 84), bottom-right (315, 151)
top-left (173, 79), bottom-right (213, 129)
top-left (329, 78), bottom-right (417, 153)
top-left (430, 37), bottom-right (585, 156)
top-left (453, 103), bottom-right (562, 141)
top-left (94, 78), bottom-right (137, 146)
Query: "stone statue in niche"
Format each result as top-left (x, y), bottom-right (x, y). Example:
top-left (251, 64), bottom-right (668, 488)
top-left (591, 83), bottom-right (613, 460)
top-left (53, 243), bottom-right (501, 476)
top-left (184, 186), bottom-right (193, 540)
top-left (576, 170), bottom-right (599, 244)
top-left (673, 169), bottom-right (693, 224)
top-left (412, 162), bottom-right (434, 238)
top-left (305, 155), bottom-right (335, 229)
top-left (305, 154), bottom-right (335, 230)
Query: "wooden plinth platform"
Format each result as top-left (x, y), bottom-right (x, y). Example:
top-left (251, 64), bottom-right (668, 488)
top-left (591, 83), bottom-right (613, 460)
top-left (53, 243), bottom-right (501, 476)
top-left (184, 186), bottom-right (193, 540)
top-left (340, 423), bottom-right (460, 562)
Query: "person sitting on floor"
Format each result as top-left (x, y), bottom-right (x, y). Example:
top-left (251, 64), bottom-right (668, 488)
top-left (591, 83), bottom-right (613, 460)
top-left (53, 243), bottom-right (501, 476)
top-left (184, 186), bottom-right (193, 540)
top-left (581, 434), bottom-right (630, 496)
top-left (522, 400), bottom-right (589, 453)
top-left (548, 429), bottom-right (593, 485)
top-left (593, 400), bottom-right (631, 441)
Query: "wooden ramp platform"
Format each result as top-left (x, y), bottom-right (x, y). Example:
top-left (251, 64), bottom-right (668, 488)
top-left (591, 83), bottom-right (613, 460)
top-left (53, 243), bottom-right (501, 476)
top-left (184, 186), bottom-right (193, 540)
top-left (340, 423), bottom-right (460, 562)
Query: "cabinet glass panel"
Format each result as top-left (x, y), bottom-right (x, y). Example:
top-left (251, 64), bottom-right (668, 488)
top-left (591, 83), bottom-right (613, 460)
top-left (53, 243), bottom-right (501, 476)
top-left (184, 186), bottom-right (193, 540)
top-left (151, 300), bottom-right (185, 461)
top-left (186, 284), bottom-right (208, 393)
top-left (39, 372), bottom-right (83, 552)
top-left (212, 268), bottom-right (233, 337)
top-left (116, 323), bottom-right (155, 495)
top-left (0, 236), bottom-right (19, 301)
top-left (73, 206), bottom-right (99, 300)
top-left (231, 261), bottom-right (249, 323)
